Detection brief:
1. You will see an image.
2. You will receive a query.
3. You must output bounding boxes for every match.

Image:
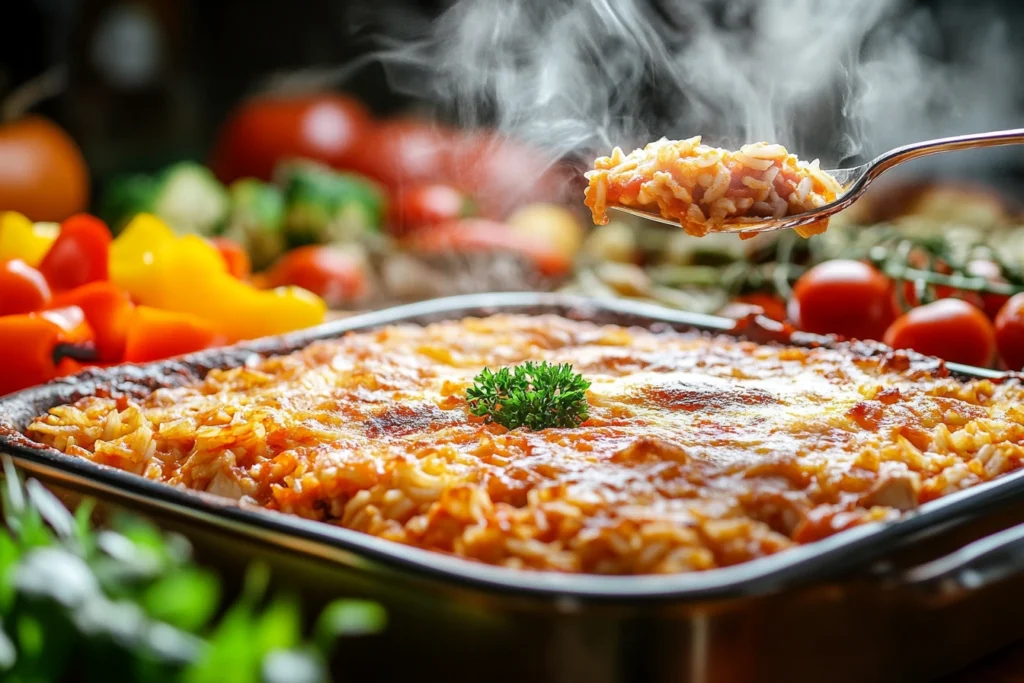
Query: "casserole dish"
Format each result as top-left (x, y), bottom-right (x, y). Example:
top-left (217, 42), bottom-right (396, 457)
top-left (3, 292), bottom-right (1024, 683)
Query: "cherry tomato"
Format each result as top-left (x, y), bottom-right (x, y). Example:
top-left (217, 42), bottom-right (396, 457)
top-left (995, 293), bottom-right (1024, 371)
top-left (788, 260), bottom-right (898, 340)
top-left (0, 117), bottom-right (89, 222)
top-left (403, 218), bottom-right (573, 278)
top-left (209, 237), bottom-right (252, 280)
top-left (389, 184), bottom-right (471, 237)
top-left (0, 259), bottom-right (51, 315)
top-left (884, 298), bottom-right (995, 367)
top-left (265, 246), bottom-right (369, 308)
top-left (210, 93), bottom-right (372, 183)
top-left (732, 293), bottom-right (788, 322)
top-left (38, 214), bottom-right (111, 291)
top-left (965, 259), bottom-right (1010, 319)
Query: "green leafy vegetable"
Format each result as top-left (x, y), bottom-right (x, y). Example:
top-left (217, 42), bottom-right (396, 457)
top-left (277, 161), bottom-right (385, 248)
top-left (222, 178), bottom-right (287, 271)
top-left (466, 361), bottom-right (591, 431)
top-left (0, 457), bottom-right (386, 683)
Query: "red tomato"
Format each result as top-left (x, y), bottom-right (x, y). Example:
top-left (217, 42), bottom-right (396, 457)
top-left (389, 184), bottom-right (471, 236)
top-left (0, 259), bottom-right (51, 315)
top-left (883, 298), bottom-right (995, 367)
top-left (995, 293), bottom-right (1024, 371)
top-left (402, 218), bottom-right (573, 278)
top-left (209, 237), bottom-right (252, 280)
top-left (343, 119), bottom-right (454, 190)
top-left (265, 246), bottom-right (369, 308)
top-left (788, 260), bottom-right (898, 340)
top-left (965, 259), bottom-right (1010, 319)
top-left (0, 117), bottom-right (90, 222)
top-left (731, 293), bottom-right (788, 322)
top-left (38, 214), bottom-right (111, 291)
top-left (210, 93), bottom-right (372, 183)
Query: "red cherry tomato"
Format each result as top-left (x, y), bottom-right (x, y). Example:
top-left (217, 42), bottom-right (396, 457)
top-left (729, 293), bottom-right (788, 322)
top-left (402, 218), bottom-right (573, 278)
top-left (788, 260), bottom-right (898, 340)
top-left (38, 214), bottom-right (111, 291)
top-left (883, 298), bottom-right (995, 367)
top-left (0, 259), bottom-right (51, 315)
top-left (964, 259), bottom-right (1010, 319)
top-left (209, 237), bottom-right (252, 280)
top-left (265, 246), bottom-right (369, 308)
top-left (210, 93), bottom-right (372, 183)
top-left (995, 293), bottom-right (1024, 371)
top-left (389, 184), bottom-right (471, 236)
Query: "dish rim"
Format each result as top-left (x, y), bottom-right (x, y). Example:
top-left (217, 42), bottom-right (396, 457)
top-left (0, 291), bottom-right (1021, 604)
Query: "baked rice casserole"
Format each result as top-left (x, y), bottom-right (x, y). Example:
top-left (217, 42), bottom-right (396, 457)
top-left (26, 314), bottom-right (1024, 575)
top-left (584, 137), bottom-right (844, 238)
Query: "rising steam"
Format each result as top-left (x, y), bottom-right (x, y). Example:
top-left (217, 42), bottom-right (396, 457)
top-left (353, 0), bottom-right (1023, 178)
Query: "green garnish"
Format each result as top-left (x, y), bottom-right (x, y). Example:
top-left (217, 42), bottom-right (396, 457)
top-left (0, 457), bottom-right (385, 683)
top-left (466, 361), bottom-right (591, 431)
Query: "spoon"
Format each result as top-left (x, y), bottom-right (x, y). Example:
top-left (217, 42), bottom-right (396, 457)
top-left (609, 128), bottom-right (1024, 236)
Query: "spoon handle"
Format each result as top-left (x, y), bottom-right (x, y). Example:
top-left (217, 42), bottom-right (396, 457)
top-left (866, 128), bottom-right (1024, 181)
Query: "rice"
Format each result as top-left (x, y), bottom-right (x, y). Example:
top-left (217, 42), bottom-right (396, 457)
top-left (584, 136), bottom-right (844, 239)
top-left (25, 314), bottom-right (1024, 575)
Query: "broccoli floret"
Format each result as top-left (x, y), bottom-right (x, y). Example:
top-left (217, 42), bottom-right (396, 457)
top-left (277, 161), bottom-right (385, 248)
top-left (99, 173), bottom-right (159, 233)
top-left (151, 162), bottom-right (231, 236)
top-left (222, 178), bottom-right (287, 271)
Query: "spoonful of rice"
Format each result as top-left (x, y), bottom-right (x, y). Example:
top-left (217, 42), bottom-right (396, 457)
top-left (584, 129), bottom-right (1024, 240)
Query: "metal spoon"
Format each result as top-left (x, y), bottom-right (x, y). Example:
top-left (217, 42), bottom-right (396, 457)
top-left (609, 128), bottom-right (1024, 236)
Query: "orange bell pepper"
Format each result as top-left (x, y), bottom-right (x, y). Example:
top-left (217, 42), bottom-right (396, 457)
top-left (51, 281), bottom-right (134, 362)
top-left (0, 306), bottom-right (96, 396)
top-left (123, 306), bottom-right (222, 363)
top-left (0, 212), bottom-right (58, 267)
top-left (111, 214), bottom-right (326, 341)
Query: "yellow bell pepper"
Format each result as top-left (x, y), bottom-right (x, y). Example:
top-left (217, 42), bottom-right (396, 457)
top-left (0, 212), bottom-right (59, 267)
top-left (110, 214), bottom-right (326, 340)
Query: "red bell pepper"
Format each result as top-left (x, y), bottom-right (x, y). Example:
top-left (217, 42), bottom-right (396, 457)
top-left (39, 214), bottom-right (112, 291)
top-left (0, 306), bottom-right (96, 395)
top-left (51, 281), bottom-right (134, 362)
top-left (0, 259), bottom-right (51, 315)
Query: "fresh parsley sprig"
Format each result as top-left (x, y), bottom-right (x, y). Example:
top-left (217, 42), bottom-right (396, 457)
top-left (466, 361), bottom-right (591, 431)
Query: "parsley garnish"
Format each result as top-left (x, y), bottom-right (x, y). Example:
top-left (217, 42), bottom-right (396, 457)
top-left (466, 361), bottom-right (591, 430)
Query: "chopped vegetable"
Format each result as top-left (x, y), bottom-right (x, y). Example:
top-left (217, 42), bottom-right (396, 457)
top-left (883, 298), bottom-right (995, 367)
top-left (0, 259), bottom-right (51, 316)
top-left (278, 162), bottom-right (385, 247)
top-left (38, 214), bottom-right (112, 292)
top-left (403, 219), bottom-right (573, 278)
top-left (0, 307), bottom-right (95, 395)
top-left (506, 204), bottom-right (584, 260)
top-left (51, 282), bottom-right (134, 362)
top-left (100, 162), bottom-right (229, 237)
top-left (209, 236), bottom-right (251, 280)
top-left (788, 260), bottom-right (898, 341)
top-left (466, 361), bottom-right (591, 430)
top-left (388, 184), bottom-right (472, 236)
top-left (0, 460), bottom-right (385, 683)
top-left (995, 293), bottom-right (1024, 371)
top-left (0, 212), bottom-right (58, 267)
top-left (123, 306), bottom-right (220, 363)
top-left (265, 245), bottom-right (370, 308)
top-left (222, 178), bottom-right (286, 270)
top-left (110, 215), bottom-right (326, 341)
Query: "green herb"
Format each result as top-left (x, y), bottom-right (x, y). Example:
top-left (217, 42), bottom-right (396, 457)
top-left (0, 457), bottom-right (385, 683)
top-left (466, 361), bottom-right (591, 431)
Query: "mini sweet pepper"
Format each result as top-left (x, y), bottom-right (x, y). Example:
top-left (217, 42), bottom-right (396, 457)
top-left (0, 306), bottom-right (96, 396)
top-left (0, 212), bottom-right (59, 267)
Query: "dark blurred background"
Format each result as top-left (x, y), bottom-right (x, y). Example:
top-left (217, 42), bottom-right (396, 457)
top-left (3, 0), bottom-right (1024, 202)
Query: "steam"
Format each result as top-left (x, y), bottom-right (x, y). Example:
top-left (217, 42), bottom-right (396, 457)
top-left (354, 0), bottom-right (1024, 177)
